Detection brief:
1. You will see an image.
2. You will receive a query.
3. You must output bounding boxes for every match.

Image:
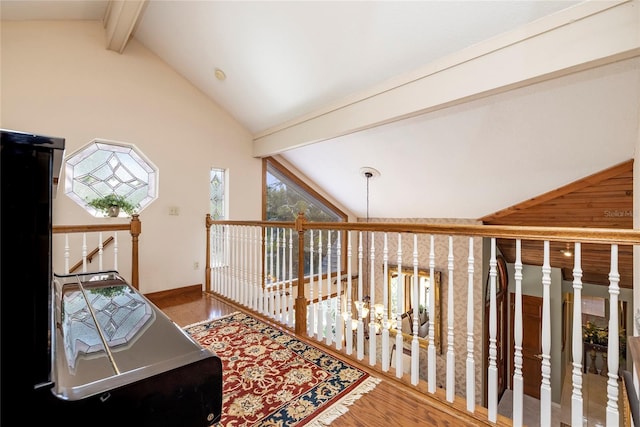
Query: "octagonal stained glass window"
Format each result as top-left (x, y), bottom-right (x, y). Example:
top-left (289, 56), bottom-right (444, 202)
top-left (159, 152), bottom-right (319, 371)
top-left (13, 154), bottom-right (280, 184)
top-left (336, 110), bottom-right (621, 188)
top-left (65, 139), bottom-right (158, 217)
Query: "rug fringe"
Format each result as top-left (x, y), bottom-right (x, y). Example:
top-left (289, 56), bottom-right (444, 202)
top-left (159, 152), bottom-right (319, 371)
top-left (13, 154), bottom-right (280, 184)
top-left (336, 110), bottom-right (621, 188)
top-left (182, 312), bottom-right (240, 330)
top-left (305, 376), bottom-right (382, 426)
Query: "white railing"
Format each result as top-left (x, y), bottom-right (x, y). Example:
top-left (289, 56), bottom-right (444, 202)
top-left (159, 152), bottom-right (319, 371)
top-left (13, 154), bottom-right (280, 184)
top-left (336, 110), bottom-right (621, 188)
top-left (205, 214), bottom-right (639, 426)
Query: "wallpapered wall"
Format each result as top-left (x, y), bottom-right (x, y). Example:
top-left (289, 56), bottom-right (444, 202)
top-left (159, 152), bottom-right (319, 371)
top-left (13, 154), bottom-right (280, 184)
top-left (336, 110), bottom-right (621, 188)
top-left (364, 218), bottom-right (484, 404)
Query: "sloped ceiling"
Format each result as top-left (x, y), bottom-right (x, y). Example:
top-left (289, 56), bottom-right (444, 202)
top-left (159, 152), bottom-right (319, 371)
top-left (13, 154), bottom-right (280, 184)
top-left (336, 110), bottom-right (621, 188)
top-left (1, 0), bottom-right (639, 221)
top-left (481, 160), bottom-right (634, 287)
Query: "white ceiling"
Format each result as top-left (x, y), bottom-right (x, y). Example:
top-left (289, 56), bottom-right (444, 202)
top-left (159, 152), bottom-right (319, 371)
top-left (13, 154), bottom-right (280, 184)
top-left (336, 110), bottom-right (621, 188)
top-left (2, 0), bottom-right (638, 219)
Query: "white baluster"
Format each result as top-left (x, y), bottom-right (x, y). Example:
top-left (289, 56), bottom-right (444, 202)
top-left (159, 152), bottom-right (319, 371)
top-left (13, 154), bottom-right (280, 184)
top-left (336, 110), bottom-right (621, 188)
top-left (234, 226), bottom-right (238, 301)
top-left (82, 233), bottom-right (87, 272)
top-left (229, 226), bottom-right (234, 298)
top-left (606, 244), bottom-right (620, 426)
top-left (428, 234), bottom-right (437, 393)
top-left (280, 228), bottom-right (286, 322)
top-left (326, 230), bottom-right (333, 346)
top-left (446, 235), bottom-right (455, 402)
top-left (466, 237), bottom-right (475, 412)
top-left (369, 232), bottom-right (376, 366)
top-left (488, 238), bottom-right (498, 421)
top-left (237, 225), bottom-right (247, 305)
top-left (98, 232), bottom-right (104, 271)
top-left (346, 231), bottom-right (353, 355)
top-left (211, 225), bottom-right (217, 294)
top-left (248, 226), bottom-right (253, 308)
top-left (245, 226), bottom-right (250, 307)
top-left (357, 231), bottom-right (365, 361)
top-left (256, 227), bottom-right (263, 313)
top-left (395, 233), bottom-right (403, 376)
top-left (335, 231), bottom-right (343, 350)
top-left (275, 228), bottom-right (282, 321)
top-left (269, 227), bottom-right (275, 317)
top-left (512, 240), bottom-right (524, 426)
top-left (213, 225), bottom-right (218, 294)
top-left (280, 228), bottom-right (287, 322)
top-left (318, 230), bottom-right (324, 341)
top-left (288, 229), bottom-right (294, 327)
top-left (411, 234), bottom-right (419, 384)
top-left (540, 241), bottom-right (552, 427)
top-left (382, 233), bottom-right (390, 372)
top-left (570, 242), bottom-right (584, 427)
top-left (64, 234), bottom-right (70, 274)
top-left (255, 226), bottom-right (262, 312)
top-left (237, 226), bottom-right (242, 303)
top-left (113, 232), bottom-right (118, 271)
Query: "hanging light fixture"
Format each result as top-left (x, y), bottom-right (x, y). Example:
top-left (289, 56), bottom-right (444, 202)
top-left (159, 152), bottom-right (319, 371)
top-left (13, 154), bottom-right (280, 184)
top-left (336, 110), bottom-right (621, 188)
top-left (359, 167), bottom-right (380, 223)
top-left (356, 167), bottom-right (380, 337)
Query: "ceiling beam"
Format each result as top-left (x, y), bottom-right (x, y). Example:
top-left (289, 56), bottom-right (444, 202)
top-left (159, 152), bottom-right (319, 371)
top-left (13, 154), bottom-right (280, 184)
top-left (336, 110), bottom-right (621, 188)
top-left (253, 0), bottom-right (640, 158)
top-left (104, 0), bottom-right (147, 54)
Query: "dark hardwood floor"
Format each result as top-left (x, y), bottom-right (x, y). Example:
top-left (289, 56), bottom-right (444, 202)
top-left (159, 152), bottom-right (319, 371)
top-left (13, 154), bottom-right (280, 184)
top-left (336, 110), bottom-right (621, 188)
top-left (147, 289), bottom-right (511, 427)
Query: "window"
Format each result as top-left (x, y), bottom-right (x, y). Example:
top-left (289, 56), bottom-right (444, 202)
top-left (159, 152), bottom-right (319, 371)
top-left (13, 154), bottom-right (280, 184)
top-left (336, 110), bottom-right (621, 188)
top-left (65, 139), bottom-right (158, 217)
top-left (210, 168), bottom-right (228, 268)
top-left (264, 157), bottom-right (347, 277)
top-left (210, 168), bottom-right (227, 220)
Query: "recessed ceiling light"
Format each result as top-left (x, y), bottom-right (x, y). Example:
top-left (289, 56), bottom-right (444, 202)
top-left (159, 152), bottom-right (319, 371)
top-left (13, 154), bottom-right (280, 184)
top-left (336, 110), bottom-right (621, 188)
top-left (214, 68), bottom-right (226, 81)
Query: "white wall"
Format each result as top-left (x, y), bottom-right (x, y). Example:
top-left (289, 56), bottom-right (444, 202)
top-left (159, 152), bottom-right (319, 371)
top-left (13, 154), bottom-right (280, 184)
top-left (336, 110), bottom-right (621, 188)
top-left (1, 21), bottom-right (261, 293)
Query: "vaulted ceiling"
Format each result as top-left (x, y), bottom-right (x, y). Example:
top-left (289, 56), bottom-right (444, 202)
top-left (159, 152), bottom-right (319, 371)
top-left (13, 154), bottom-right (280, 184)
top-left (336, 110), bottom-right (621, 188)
top-left (2, 0), bottom-right (638, 222)
top-left (2, 0), bottom-right (639, 289)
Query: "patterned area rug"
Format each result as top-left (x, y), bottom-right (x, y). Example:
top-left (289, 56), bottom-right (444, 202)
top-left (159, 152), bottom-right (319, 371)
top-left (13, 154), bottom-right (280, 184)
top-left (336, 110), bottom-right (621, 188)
top-left (185, 312), bottom-right (380, 427)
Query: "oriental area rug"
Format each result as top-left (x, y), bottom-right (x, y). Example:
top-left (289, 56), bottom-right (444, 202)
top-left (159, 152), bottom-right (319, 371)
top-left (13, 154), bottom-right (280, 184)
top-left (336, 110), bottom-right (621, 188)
top-left (185, 312), bottom-right (381, 427)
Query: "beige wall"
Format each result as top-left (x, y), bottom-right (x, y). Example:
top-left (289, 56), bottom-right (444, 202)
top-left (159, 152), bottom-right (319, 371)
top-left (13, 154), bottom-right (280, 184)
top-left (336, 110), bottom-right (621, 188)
top-left (1, 21), bottom-right (261, 293)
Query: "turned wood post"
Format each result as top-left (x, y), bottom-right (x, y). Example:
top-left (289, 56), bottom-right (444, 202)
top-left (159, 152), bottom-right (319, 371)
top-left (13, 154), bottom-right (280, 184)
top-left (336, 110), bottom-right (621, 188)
top-left (295, 212), bottom-right (307, 335)
top-left (205, 214), bottom-right (212, 292)
top-left (129, 214), bottom-right (141, 289)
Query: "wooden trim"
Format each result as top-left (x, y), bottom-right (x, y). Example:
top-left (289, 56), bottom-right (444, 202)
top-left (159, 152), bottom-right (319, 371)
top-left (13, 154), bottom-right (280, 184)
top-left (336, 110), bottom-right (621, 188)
top-left (130, 214), bottom-right (141, 288)
top-left (144, 284), bottom-right (202, 300)
top-left (208, 216), bottom-right (640, 245)
top-left (205, 213), bottom-right (212, 293)
top-left (480, 159), bottom-right (633, 222)
top-left (53, 223), bottom-right (133, 233)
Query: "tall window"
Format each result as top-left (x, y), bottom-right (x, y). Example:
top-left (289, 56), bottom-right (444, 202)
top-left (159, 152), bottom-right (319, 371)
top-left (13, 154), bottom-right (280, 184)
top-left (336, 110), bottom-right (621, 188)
top-left (65, 139), bottom-right (158, 217)
top-left (264, 157), bottom-right (347, 278)
top-left (210, 168), bottom-right (226, 220)
top-left (210, 168), bottom-right (227, 268)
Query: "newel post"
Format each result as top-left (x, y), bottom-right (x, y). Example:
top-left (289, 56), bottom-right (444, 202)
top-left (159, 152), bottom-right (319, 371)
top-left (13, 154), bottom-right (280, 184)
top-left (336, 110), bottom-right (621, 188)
top-left (129, 214), bottom-right (141, 289)
top-left (205, 214), bottom-right (212, 293)
top-left (295, 212), bottom-right (307, 335)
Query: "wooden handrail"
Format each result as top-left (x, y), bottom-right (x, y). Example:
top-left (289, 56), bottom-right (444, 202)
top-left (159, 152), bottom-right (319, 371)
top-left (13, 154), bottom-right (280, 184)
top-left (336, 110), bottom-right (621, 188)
top-left (53, 214), bottom-right (141, 289)
top-left (206, 213), bottom-right (640, 337)
top-left (207, 215), bottom-right (640, 245)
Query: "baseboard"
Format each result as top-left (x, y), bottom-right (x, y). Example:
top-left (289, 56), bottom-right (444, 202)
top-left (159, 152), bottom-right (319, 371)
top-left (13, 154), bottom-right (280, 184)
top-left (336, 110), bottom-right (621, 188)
top-left (144, 284), bottom-right (202, 300)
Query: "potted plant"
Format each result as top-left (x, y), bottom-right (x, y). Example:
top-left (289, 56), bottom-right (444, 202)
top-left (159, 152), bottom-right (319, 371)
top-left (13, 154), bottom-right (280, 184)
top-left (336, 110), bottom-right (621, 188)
top-left (87, 194), bottom-right (138, 217)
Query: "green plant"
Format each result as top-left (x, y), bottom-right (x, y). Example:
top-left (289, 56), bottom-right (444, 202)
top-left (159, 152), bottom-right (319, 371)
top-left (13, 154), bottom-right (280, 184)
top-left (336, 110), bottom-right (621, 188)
top-left (87, 194), bottom-right (138, 216)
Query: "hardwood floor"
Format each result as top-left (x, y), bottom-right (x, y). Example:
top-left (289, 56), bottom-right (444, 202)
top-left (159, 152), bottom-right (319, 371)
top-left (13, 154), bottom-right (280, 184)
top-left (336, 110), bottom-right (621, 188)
top-left (147, 288), bottom-right (512, 427)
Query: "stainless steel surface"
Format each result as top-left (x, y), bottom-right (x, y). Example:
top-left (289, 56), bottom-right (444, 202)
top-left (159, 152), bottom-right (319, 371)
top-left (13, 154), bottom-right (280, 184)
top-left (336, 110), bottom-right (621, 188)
top-left (52, 271), bottom-right (214, 401)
